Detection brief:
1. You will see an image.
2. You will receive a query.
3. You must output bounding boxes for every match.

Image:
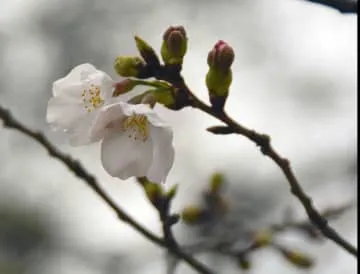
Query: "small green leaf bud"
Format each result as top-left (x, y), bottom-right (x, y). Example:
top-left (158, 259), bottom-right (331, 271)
top-left (252, 229), bottom-right (272, 248)
top-left (151, 88), bottom-right (177, 109)
top-left (181, 206), bottom-right (204, 225)
top-left (166, 184), bottom-right (178, 201)
top-left (280, 248), bottom-right (314, 269)
top-left (143, 181), bottom-right (163, 206)
top-left (209, 172), bottom-right (225, 194)
top-left (238, 255), bottom-right (251, 270)
top-left (161, 26), bottom-right (188, 65)
top-left (127, 87), bottom-right (177, 110)
top-left (114, 56), bottom-right (146, 77)
top-left (134, 36), bottom-right (161, 68)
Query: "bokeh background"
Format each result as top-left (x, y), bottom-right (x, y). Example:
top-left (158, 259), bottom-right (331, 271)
top-left (0, 0), bottom-right (357, 273)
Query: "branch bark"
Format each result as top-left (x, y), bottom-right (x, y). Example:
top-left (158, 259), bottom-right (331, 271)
top-left (302, 0), bottom-right (357, 13)
top-left (0, 105), bottom-right (214, 274)
top-left (152, 66), bottom-right (358, 258)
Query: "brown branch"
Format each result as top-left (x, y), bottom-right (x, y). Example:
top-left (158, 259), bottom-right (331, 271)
top-left (177, 202), bottom-right (354, 270)
top-left (136, 177), bottom-right (180, 249)
top-left (153, 68), bottom-right (358, 258)
top-left (0, 105), bottom-right (215, 274)
top-left (301, 0), bottom-right (357, 13)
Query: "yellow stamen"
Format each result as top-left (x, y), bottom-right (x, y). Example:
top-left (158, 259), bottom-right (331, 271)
top-left (82, 84), bottom-right (104, 112)
top-left (122, 114), bottom-right (149, 141)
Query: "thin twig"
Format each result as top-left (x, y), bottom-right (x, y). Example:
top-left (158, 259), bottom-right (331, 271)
top-left (301, 0), bottom-right (357, 13)
top-left (0, 105), bottom-right (215, 274)
top-left (154, 69), bottom-right (358, 258)
top-left (175, 202), bottom-right (353, 270)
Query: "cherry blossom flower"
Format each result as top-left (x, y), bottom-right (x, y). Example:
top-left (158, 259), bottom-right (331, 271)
top-left (90, 101), bottom-right (174, 183)
top-left (46, 63), bottom-right (115, 145)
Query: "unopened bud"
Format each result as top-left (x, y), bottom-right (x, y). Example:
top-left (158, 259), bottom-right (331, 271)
top-left (134, 36), bottom-right (160, 68)
top-left (181, 206), bottom-right (204, 225)
top-left (166, 184), bottom-right (178, 201)
top-left (206, 40), bottom-right (234, 110)
top-left (207, 40), bottom-right (235, 71)
top-left (206, 67), bottom-right (232, 110)
top-left (280, 248), bottom-right (314, 269)
top-left (114, 56), bottom-right (146, 77)
top-left (143, 181), bottom-right (164, 206)
top-left (252, 229), bottom-right (272, 248)
top-left (113, 79), bottom-right (137, 97)
top-left (161, 26), bottom-right (188, 65)
top-left (209, 172), bottom-right (225, 193)
top-left (238, 255), bottom-right (251, 270)
top-left (151, 88), bottom-right (177, 109)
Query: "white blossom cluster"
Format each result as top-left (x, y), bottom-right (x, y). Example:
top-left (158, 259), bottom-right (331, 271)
top-left (46, 63), bottom-right (174, 183)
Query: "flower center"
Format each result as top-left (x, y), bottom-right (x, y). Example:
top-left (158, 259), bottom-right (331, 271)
top-left (122, 114), bottom-right (149, 141)
top-left (81, 84), bottom-right (104, 112)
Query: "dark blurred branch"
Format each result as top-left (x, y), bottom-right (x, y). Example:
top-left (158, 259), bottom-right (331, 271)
top-left (271, 202), bottom-right (356, 235)
top-left (302, 0), bottom-right (357, 13)
top-left (0, 106), bottom-right (214, 274)
top-left (150, 65), bottom-right (358, 258)
top-left (178, 202), bottom-right (354, 270)
top-left (136, 178), bottom-right (180, 249)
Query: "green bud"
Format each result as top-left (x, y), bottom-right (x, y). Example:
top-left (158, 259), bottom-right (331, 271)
top-left (181, 205), bottom-right (204, 225)
top-left (206, 40), bottom-right (235, 110)
top-left (166, 184), bottom-right (178, 200)
top-left (206, 67), bottom-right (232, 110)
top-left (252, 229), bottom-right (272, 248)
top-left (134, 36), bottom-right (160, 68)
top-left (209, 172), bottom-right (225, 193)
top-left (280, 248), bottom-right (314, 269)
top-left (238, 256), bottom-right (251, 270)
top-left (128, 87), bottom-right (176, 110)
top-left (151, 88), bottom-right (177, 109)
top-left (161, 26), bottom-right (188, 65)
top-left (143, 181), bottom-right (164, 205)
top-left (113, 79), bottom-right (137, 97)
top-left (114, 56), bottom-right (146, 77)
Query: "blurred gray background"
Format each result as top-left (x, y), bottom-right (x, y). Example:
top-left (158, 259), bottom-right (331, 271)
top-left (0, 0), bottom-right (357, 273)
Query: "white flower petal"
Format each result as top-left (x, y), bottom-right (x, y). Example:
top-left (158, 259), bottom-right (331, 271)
top-left (101, 131), bottom-right (153, 180)
top-left (85, 70), bottom-right (115, 100)
top-left (46, 84), bottom-right (89, 129)
top-left (66, 117), bottom-right (104, 146)
top-left (48, 63), bottom-right (118, 146)
top-left (89, 102), bottom-right (127, 140)
top-left (53, 63), bottom-right (97, 96)
top-left (146, 125), bottom-right (174, 183)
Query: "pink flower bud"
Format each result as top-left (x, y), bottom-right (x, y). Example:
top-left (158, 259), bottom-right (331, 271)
top-left (207, 40), bottom-right (235, 71)
top-left (163, 26), bottom-right (187, 56)
top-left (113, 79), bottom-right (136, 97)
top-left (161, 26), bottom-right (188, 65)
